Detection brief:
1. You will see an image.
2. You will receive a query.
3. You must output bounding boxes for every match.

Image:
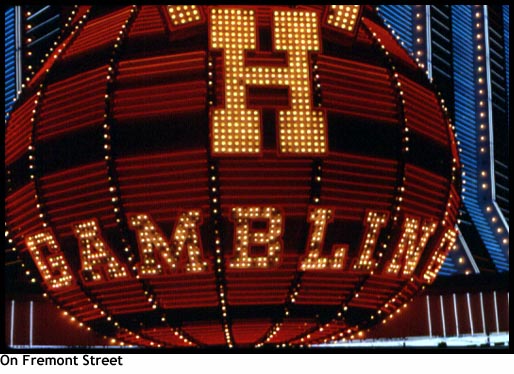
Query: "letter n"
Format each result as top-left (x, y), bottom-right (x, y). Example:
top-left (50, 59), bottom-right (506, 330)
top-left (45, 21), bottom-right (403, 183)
top-left (384, 217), bottom-right (437, 277)
top-left (422, 227), bottom-right (457, 283)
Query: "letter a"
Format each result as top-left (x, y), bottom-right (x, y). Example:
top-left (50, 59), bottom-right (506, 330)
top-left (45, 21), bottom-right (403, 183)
top-left (73, 219), bottom-right (130, 283)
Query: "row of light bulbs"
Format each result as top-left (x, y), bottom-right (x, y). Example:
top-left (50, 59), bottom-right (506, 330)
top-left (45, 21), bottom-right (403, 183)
top-left (473, 7), bottom-right (509, 250)
top-left (207, 54), bottom-right (234, 348)
top-left (101, 6), bottom-right (197, 348)
top-left (20, 5), bottom-right (185, 349)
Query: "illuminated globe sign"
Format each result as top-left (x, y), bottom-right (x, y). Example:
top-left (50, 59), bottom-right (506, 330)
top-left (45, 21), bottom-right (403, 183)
top-left (5, 5), bottom-right (461, 348)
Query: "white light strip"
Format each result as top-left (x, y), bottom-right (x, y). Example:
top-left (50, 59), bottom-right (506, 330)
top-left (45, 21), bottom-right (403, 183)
top-left (458, 231), bottom-right (480, 274)
top-left (426, 295), bottom-right (432, 338)
top-left (10, 300), bottom-right (15, 346)
top-left (483, 5), bottom-right (496, 200)
top-left (324, 333), bottom-right (509, 348)
top-left (479, 292), bottom-right (486, 334)
top-left (440, 295), bottom-right (446, 337)
top-left (483, 6), bottom-right (509, 237)
top-left (453, 293), bottom-right (459, 336)
top-left (425, 5), bottom-right (432, 79)
top-left (467, 292), bottom-right (474, 335)
top-left (30, 301), bottom-right (34, 347)
top-left (15, 6), bottom-right (22, 95)
top-left (492, 201), bottom-right (509, 233)
top-left (493, 291), bottom-right (499, 333)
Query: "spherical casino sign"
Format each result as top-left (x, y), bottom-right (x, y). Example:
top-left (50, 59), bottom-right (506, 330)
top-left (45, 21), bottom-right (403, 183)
top-left (6, 5), bottom-right (461, 348)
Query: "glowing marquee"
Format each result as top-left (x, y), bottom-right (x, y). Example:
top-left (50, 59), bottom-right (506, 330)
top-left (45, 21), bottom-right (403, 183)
top-left (26, 207), bottom-right (456, 289)
top-left (209, 8), bottom-right (327, 155)
top-left (5, 4), bottom-right (461, 347)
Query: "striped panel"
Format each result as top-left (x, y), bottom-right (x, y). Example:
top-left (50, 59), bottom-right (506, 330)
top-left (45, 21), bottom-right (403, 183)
top-left (266, 319), bottom-right (317, 344)
top-left (63, 7), bottom-right (133, 59)
top-left (362, 17), bottom-right (418, 69)
top-left (114, 51), bottom-right (206, 122)
top-left (5, 183), bottom-right (42, 246)
top-left (323, 153), bottom-right (397, 221)
top-left (225, 254), bottom-right (297, 306)
top-left (231, 320), bottom-right (272, 346)
top-left (446, 184), bottom-right (460, 225)
top-left (116, 330), bottom-right (160, 347)
top-left (37, 66), bottom-right (106, 140)
top-left (295, 273), bottom-right (361, 306)
top-left (402, 164), bottom-right (448, 220)
top-left (291, 319), bottom-right (348, 344)
top-left (39, 161), bottom-right (115, 238)
top-left (141, 327), bottom-right (194, 347)
top-left (378, 5), bottom-right (414, 54)
top-left (116, 150), bottom-right (209, 225)
top-left (128, 6), bottom-right (166, 38)
top-left (181, 322), bottom-right (226, 346)
top-left (149, 273), bottom-right (218, 309)
top-left (70, 6), bottom-right (92, 27)
top-left (319, 54), bottom-right (398, 123)
top-left (88, 280), bottom-right (152, 316)
top-left (5, 7), bottom-right (16, 117)
top-left (347, 275), bottom-right (404, 310)
top-left (399, 73), bottom-right (449, 145)
top-left (51, 287), bottom-right (103, 322)
top-left (296, 5), bottom-right (324, 14)
top-left (218, 151), bottom-right (312, 217)
top-left (5, 95), bottom-right (37, 165)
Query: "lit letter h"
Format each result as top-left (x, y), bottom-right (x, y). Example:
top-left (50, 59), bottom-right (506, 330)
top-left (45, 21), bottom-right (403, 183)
top-left (209, 8), bottom-right (327, 155)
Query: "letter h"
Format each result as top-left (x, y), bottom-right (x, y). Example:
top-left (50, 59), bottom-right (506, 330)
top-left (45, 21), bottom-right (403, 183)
top-left (209, 8), bottom-right (327, 155)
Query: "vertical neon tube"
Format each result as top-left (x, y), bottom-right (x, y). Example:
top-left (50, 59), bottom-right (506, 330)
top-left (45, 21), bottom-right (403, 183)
top-left (493, 291), bottom-right (499, 333)
top-left (467, 292), bottom-right (474, 335)
top-left (453, 293), bottom-right (459, 336)
top-left (483, 5), bottom-right (509, 233)
top-left (30, 301), bottom-right (34, 347)
top-left (458, 232), bottom-right (480, 273)
top-left (479, 292), bottom-right (486, 334)
top-left (10, 300), bottom-right (15, 346)
top-left (426, 295), bottom-right (432, 338)
top-left (440, 295), bottom-right (446, 337)
top-left (425, 5), bottom-right (432, 79)
top-left (14, 6), bottom-right (22, 96)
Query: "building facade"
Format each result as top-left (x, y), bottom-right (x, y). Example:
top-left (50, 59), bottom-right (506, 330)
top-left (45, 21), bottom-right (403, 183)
top-left (4, 6), bottom-right (63, 119)
top-left (4, 5), bottom-right (509, 348)
top-left (378, 5), bottom-right (509, 275)
top-left (7, 5), bottom-right (509, 276)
